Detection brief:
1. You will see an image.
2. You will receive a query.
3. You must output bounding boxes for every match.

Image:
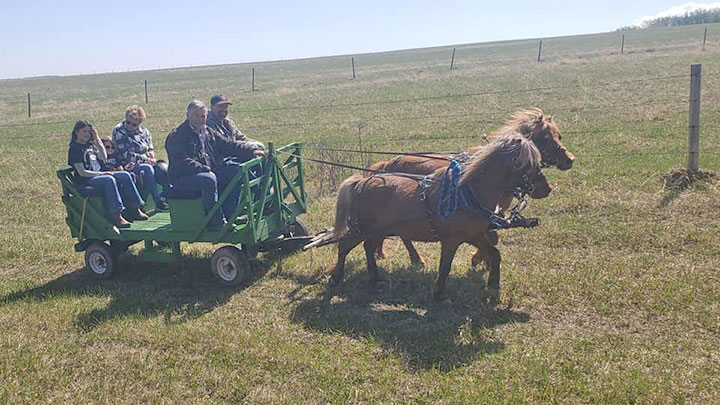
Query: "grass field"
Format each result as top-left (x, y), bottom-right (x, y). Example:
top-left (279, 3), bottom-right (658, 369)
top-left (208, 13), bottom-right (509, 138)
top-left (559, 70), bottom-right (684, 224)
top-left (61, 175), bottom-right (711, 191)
top-left (1, 23), bottom-right (720, 403)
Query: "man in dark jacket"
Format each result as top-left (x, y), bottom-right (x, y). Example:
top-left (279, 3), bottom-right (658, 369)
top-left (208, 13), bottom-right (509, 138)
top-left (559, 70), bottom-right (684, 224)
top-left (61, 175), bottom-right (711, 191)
top-left (165, 100), bottom-right (265, 229)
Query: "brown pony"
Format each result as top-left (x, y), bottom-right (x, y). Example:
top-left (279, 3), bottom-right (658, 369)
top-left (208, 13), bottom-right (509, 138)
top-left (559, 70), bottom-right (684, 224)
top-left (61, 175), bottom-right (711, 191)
top-left (488, 107), bottom-right (574, 170)
top-left (370, 108), bottom-right (572, 266)
top-left (327, 133), bottom-right (541, 304)
top-left (371, 153), bottom-right (551, 266)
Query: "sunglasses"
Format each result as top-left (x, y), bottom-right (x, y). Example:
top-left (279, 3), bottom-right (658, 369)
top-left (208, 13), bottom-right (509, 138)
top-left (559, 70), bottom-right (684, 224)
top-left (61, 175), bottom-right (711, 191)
top-left (125, 120), bottom-right (141, 127)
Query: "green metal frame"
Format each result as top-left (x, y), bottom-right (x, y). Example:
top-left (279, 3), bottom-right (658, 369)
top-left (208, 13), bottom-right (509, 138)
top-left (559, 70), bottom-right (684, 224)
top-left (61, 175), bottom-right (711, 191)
top-left (57, 142), bottom-right (306, 263)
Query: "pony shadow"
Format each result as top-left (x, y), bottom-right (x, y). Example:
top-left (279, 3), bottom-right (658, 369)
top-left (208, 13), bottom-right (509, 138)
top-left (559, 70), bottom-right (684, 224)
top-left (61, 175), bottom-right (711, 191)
top-left (289, 262), bottom-right (530, 372)
top-left (0, 251), bottom-right (278, 332)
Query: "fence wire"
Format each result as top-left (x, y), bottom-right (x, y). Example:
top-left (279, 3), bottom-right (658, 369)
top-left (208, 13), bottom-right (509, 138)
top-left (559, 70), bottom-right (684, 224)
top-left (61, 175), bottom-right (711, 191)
top-left (0, 71), bottom-right (694, 132)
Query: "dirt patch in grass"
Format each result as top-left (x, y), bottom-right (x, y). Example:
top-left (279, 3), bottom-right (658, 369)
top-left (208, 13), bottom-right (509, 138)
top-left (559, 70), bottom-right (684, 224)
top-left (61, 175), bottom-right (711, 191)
top-left (662, 168), bottom-right (717, 192)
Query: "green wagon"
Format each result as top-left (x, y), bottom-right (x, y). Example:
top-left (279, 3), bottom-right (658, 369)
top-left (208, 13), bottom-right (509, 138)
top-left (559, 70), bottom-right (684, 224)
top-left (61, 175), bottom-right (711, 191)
top-left (57, 142), bottom-right (309, 285)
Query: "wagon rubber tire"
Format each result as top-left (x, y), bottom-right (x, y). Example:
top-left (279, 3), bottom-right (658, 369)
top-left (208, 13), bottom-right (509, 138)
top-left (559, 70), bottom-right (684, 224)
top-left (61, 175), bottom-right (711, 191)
top-left (285, 217), bottom-right (310, 238)
top-left (84, 242), bottom-right (116, 279)
top-left (277, 218), bottom-right (311, 254)
top-left (211, 246), bottom-right (251, 286)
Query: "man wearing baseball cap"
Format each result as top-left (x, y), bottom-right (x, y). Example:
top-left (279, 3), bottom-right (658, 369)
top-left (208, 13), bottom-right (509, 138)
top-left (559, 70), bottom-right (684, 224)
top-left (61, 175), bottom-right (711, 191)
top-left (207, 94), bottom-right (265, 150)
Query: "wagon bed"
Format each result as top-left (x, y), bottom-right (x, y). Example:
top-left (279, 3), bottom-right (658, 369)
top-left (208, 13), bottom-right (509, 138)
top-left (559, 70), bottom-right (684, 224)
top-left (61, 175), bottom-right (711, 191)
top-left (58, 142), bottom-right (309, 284)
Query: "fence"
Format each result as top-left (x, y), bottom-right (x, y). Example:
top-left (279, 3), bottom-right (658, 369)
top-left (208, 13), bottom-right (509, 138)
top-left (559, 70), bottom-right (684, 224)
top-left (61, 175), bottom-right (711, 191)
top-left (3, 24), bottom-right (716, 114)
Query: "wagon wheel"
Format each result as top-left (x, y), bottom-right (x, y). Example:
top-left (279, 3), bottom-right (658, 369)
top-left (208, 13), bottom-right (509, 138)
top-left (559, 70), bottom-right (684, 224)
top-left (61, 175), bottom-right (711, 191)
top-left (210, 246), bottom-right (251, 286)
top-left (278, 218), bottom-right (311, 253)
top-left (84, 241), bottom-right (116, 279)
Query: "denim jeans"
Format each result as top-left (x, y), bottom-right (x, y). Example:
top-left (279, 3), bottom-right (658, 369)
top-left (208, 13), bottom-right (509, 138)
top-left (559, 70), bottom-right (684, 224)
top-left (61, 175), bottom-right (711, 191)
top-left (133, 163), bottom-right (163, 203)
top-left (173, 171), bottom-right (224, 225)
top-left (215, 160), bottom-right (264, 219)
top-left (80, 171), bottom-right (144, 213)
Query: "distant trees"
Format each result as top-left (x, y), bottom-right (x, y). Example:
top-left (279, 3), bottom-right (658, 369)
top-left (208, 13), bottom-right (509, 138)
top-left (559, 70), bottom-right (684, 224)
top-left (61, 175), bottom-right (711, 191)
top-left (618, 8), bottom-right (720, 31)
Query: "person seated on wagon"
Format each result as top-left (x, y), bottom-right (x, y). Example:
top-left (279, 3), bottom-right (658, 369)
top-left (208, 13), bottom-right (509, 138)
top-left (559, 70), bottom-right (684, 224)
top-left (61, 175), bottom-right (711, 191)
top-left (112, 105), bottom-right (169, 211)
top-left (165, 100), bottom-right (265, 230)
top-left (100, 137), bottom-right (124, 171)
top-left (67, 120), bottom-right (148, 228)
top-left (206, 94), bottom-right (264, 150)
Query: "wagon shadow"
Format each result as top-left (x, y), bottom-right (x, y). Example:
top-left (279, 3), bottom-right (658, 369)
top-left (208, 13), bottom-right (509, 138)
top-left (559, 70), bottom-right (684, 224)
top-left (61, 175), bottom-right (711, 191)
top-left (289, 262), bottom-right (529, 372)
top-left (0, 252), bottom-right (279, 332)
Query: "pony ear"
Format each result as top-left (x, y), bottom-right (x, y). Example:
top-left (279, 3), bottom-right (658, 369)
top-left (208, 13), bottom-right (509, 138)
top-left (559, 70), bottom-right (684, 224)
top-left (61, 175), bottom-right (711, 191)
top-left (534, 114), bottom-right (544, 123)
top-left (520, 123), bottom-right (533, 134)
top-left (547, 115), bottom-right (553, 122)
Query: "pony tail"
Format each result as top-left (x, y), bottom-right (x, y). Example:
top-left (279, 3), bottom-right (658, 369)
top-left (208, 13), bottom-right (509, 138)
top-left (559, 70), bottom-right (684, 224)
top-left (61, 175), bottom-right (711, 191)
top-left (331, 175), bottom-right (363, 239)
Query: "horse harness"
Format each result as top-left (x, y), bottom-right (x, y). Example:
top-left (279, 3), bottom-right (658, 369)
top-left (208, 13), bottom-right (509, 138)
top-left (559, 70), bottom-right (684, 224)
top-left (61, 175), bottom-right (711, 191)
top-left (345, 156), bottom-right (540, 241)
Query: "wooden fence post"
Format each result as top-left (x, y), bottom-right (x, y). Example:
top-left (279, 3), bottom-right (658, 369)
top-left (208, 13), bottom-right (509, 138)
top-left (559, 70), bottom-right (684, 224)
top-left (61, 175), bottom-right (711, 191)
top-left (688, 64), bottom-right (702, 171)
top-left (621, 34), bottom-right (625, 54)
top-left (27, 93), bottom-right (31, 118)
top-left (702, 27), bottom-right (708, 50)
top-left (450, 48), bottom-right (456, 70)
top-left (252, 68), bottom-right (255, 91)
top-left (537, 40), bottom-right (543, 62)
top-left (144, 80), bottom-right (148, 103)
top-left (351, 57), bottom-right (356, 79)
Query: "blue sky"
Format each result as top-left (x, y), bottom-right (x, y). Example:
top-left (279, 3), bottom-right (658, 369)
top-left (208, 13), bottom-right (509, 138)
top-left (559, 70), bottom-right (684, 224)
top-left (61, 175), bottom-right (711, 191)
top-left (0, 1), bottom-right (704, 78)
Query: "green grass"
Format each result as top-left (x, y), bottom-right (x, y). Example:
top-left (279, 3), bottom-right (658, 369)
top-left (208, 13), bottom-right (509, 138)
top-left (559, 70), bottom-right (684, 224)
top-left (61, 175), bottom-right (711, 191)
top-left (2, 24), bottom-right (720, 403)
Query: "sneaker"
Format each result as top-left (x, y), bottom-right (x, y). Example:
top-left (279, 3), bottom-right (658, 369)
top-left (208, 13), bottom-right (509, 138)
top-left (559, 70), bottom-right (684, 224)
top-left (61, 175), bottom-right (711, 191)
top-left (155, 199), bottom-right (169, 211)
top-left (110, 212), bottom-right (131, 229)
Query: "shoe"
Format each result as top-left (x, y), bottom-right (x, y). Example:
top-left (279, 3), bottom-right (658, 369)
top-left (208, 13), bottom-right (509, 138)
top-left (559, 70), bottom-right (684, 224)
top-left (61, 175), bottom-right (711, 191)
top-left (129, 207), bottom-right (149, 221)
top-left (110, 212), bottom-right (131, 228)
top-left (155, 199), bottom-right (169, 211)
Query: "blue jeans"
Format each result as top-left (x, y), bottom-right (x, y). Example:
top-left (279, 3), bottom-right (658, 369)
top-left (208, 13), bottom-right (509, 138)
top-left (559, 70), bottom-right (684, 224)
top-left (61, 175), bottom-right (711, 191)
top-left (173, 172), bottom-right (224, 225)
top-left (134, 163), bottom-right (163, 203)
top-left (215, 161), bottom-right (243, 219)
top-left (215, 160), bottom-right (264, 219)
top-left (80, 172), bottom-right (144, 213)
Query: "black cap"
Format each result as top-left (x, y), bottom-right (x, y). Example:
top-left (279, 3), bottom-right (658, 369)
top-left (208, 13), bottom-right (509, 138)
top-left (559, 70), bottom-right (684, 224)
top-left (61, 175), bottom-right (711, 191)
top-left (210, 94), bottom-right (231, 106)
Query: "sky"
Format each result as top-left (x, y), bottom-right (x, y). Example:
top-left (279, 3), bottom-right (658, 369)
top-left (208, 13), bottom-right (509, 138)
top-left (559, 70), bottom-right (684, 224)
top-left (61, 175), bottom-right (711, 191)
top-left (0, 1), bottom-right (714, 79)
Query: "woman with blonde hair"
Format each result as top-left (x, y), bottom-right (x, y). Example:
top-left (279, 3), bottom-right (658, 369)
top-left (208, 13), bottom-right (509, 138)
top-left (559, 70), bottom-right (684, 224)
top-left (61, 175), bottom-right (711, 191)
top-left (112, 104), bottom-right (169, 210)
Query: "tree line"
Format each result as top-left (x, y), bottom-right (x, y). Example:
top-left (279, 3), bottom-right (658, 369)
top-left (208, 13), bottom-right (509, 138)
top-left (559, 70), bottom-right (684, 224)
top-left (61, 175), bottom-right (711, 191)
top-left (618, 8), bottom-right (720, 31)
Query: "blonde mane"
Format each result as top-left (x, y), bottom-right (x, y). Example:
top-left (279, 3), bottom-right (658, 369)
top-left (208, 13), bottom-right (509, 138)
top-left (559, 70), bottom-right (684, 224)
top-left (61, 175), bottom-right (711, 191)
top-left (459, 132), bottom-right (540, 185)
top-left (493, 107), bottom-right (548, 139)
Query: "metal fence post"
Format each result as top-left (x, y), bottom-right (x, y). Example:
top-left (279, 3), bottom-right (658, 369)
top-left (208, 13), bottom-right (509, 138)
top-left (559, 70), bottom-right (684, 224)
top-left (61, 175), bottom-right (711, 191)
top-left (351, 57), bottom-right (356, 79)
top-left (144, 80), bottom-right (148, 103)
top-left (27, 93), bottom-right (31, 118)
top-left (688, 64), bottom-right (702, 171)
top-left (450, 48), bottom-right (456, 70)
top-left (537, 40), bottom-right (543, 62)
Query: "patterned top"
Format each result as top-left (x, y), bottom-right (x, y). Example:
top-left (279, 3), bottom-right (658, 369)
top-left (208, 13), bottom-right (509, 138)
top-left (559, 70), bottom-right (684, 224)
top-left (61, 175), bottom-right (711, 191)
top-left (67, 140), bottom-right (105, 180)
top-left (112, 122), bottom-right (154, 166)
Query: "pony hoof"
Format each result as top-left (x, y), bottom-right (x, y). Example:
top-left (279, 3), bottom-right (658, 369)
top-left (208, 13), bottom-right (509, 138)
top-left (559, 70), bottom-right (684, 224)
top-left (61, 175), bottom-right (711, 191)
top-left (328, 275), bottom-right (343, 287)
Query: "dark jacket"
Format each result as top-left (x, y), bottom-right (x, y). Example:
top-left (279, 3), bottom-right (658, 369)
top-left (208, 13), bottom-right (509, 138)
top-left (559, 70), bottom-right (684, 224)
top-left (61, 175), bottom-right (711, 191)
top-left (165, 120), bottom-right (256, 184)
